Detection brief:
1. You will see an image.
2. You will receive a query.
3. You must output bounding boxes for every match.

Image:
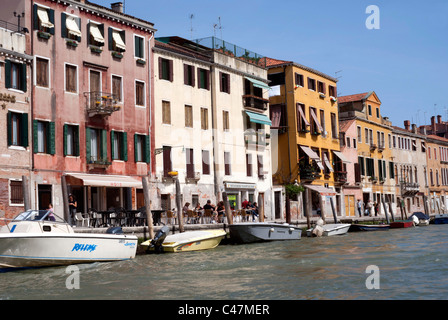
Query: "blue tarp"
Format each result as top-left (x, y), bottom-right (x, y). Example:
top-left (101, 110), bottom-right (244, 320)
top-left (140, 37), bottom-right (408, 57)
top-left (411, 212), bottom-right (430, 220)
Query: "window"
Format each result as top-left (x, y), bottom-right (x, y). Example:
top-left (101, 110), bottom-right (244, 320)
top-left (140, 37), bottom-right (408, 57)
top-left (63, 124), bottom-right (79, 156)
top-left (185, 105), bottom-right (193, 128)
top-left (186, 148), bottom-right (194, 178)
top-left (10, 180), bottom-right (24, 205)
top-left (33, 120), bottom-right (55, 155)
top-left (297, 103), bottom-right (308, 132)
top-left (134, 134), bottom-right (150, 163)
top-left (365, 128), bottom-right (369, 144)
top-left (7, 111), bottom-right (28, 147)
top-left (33, 5), bottom-right (55, 34)
top-left (111, 131), bottom-right (127, 161)
top-left (319, 109), bottom-right (326, 136)
top-left (5, 60), bottom-right (27, 92)
top-left (201, 108), bottom-right (208, 130)
top-left (61, 13), bottom-right (81, 41)
top-left (220, 72), bottom-right (230, 93)
top-left (86, 127), bottom-right (107, 163)
top-left (162, 101), bottom-right (171, 125)
top-left (353, 138), bottom-right (357, 149)
top-left (331, 113), bottom-right (338, 139)
top-left (108, 28), bottom-right (126, 52)
top-left (307, 77), bottom-right (316, 91)
top-left (393, 136), bottom-right (397, 148)
top-left (135, 81), bottom-right (145, 106)
top-left (88, 22), bottom-right (105, 47)
top-left (159, 58), bottom-right (173, 81)
top-left (202, 150), bottom-right (210, 175)
top-left (65, 64), bottom-right (77, 93)
top-left (36, 57), bottom-right (49, 88)
top-left (223, 110), bottom-right (229, 131)
top-left (112, 75), bottom-right (122, 102)
top-left (246, 154), bottom-right (252, 176)
top-left (134, 35), bottom-right (145, 59)
top-left (329, 85), bottom-right (337, 97)
top-left (346, 137), bottom-right (351, 148)
top-left (357, 126), bottom-right (362, 143)
top-left (368, 104), bottom-right (372, 116)
top-left (257, 155), bottom-right (264, 178)
top-left (224, 152), bottom-right (231, 175)
top-left (295, 73), bottom-right (304, 87)
top-left (309, 107), bottom-right (318, 134)
top-left (376, 107), bottom-right (380, 118)
top-left (184, 64), bottom-right (195, 87)
top-left (163, 146), bottom-right (172, 177)
top-left (198, 68), bottom-right (210, 90)
top-left (317, 81), bottom-right (325, 94)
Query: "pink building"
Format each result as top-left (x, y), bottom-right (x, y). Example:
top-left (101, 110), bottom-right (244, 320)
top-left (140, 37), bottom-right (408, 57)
top-left (1, 0), bottom-right (156, 219)
top-left (339, 119), bottom-right (362, 217)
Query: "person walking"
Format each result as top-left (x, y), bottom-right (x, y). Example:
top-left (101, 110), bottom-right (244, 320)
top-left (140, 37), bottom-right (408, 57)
top-left (357, 199), bottom-right (363, 217)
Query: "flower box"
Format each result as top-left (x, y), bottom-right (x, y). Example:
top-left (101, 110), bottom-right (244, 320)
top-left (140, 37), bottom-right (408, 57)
top-left (330, 96), bottom-right (337, 102)
top-left (90, 45), bottom-right (103, 54)
top-left (112, 51), bottom-right (123, 59)
top-left (66, 40), bottom-right (78, 47)
top-left (136, 58), bottom-right (146, 65)
top-left (37, 31), bottom-right (51, 40)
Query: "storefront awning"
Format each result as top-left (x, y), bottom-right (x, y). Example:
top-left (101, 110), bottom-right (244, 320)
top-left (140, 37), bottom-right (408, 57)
top-left (245, 111), bottom-right (272, 126)
top-left (67, 173), bottom-right (142, 188)
top-left (333, 150), bottom-right (351, 163)
top-left (244, 76), bottom-right (270, 90)
top-left (304, 184), bottom-right (336, 196)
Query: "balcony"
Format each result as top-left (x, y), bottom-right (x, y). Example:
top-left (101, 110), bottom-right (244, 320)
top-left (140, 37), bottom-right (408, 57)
top-left (243, 94), bottom-right (269, 111)
top-left (244, 129), bottom-right (269, 149)
top-left (401, 181), bottom-right (420, 197)
top-left (335, 171), bottom-right (348, 183)
top-left (370, 143), bottom-right (377, 151)
top-left (377, 144), bottom-right (385, 152)
top-left (299, 166), bottom-right (321, 182)
top-left (87, 156), bottom-right (111, 170)
top-left (84, 92), bottom-right (121, 117)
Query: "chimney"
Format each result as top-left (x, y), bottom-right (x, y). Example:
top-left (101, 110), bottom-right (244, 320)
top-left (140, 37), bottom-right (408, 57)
top-left (431, 116), bottom-right (436, 134)
top-left (412, 124), bottom-right (417, 133)
top-left (111, 2), bottom-right (123, 13)
top-left (438, 115), bottom-right (442, 124)
top-left (419, 126), bottom-right (427, 135)
top-left (404, 120), bottom-right (410, 131)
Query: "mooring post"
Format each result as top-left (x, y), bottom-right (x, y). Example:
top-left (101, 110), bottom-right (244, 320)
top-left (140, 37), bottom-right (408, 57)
top-left (142, 176), bottom-right (154, 240)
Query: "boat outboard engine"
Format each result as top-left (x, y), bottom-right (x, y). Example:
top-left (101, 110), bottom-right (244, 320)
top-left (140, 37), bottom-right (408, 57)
top-left (150, 225), bottom-right (170, 253)
top-left (106, 226), bottom-right (124, 234)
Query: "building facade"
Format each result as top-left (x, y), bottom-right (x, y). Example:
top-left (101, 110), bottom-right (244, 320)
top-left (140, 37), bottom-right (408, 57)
top-left (267, 58), bottom-right (344, 221)
top-left (425, 134), bottom-right (448, 213)
top-left (338, 92), bottom-right (396, 216)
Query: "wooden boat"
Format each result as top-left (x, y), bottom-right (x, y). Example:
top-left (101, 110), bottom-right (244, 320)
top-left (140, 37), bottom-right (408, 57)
top-left (228, 222), bottom-right (301, 244)
top-left (389, 220), bottom-right (414, 228)
top-left (434, 214), bottom-right (448, 224)
top-left (410, 212), bottom-right (430, 226)
top-left (307, 223), bottom-right (351, 237)
top-left (349, 223), bottom-right (390, 232)
top-left (0, 210), bottom-right (137, 270)
top-left (141, 229), bottom-right (226, 253)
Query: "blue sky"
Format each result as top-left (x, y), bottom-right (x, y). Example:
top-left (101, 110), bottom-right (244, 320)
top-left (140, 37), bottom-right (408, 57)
top-left (94, 0), bottom-right (448, 128)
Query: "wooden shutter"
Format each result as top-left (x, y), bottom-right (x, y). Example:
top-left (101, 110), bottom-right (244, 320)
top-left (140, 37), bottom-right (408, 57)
top-left (33, 120), bottom-right (38, 153)
top-left (33, 4), bottom-right (39, 30)
top-left (202, 150), bottom-right (210, 175)
top-left (85, 127), bottom-right (91, 162)
top-left (61, 13), bottom-right (67, 38)
top-left (4, 60), bottom-right (11, 89)
top-left (63, 124), bottom-right (68, 156)
top-left (122, 132), bottom-right (128, 161)
top-left (110, 130), bottom-right (115, 160)
top-left (257, 155), bottom-right (264, 178)
top-left (48, 9), bottom-right (55, 35)
top-left (186, 148), bottom-right (194, 178)
top-left (163, 146), bottom-right (172, 177)
top-left (20, 112), bottom-right (28, 147)
top-left (48, 122), bottom-right (55, 155)
top-left (108, 27), bottom-right (113, 51)
top-left (101, 129), bottom-right (107, 161)
top-left (246, 154), bottom-right (252, 176)
top-left (158, 57), bottom-right (163, 79)
top-left (7, 111), bottom-right (12, 146)
top-left (354, 163), bottom-right (361, 183)
top-left (168, 60), bottom-right (173, 82)
top-left (144, 135), bottom-right (150, 163)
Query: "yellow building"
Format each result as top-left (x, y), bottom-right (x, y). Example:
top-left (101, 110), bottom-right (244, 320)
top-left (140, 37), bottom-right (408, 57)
top-left (267, 58), bottom-right (346, 219)
top-left (338, 92), bottom-right (396, 216)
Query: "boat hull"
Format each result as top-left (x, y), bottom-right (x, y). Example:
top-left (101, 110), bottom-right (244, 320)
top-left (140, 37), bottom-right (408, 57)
top-left (349, 224), bottom-right (390, 232)
top-left (228, 223), bottom-right (302, 244)
top-left (142, 230), bottom-right (226, 253)
top-left (434, 214), bottom-right (448, 224)
top-left (390, 220), bottom-right (414, 228)
top-left (0, 233), bottom-right (138, 269)
top-left (307, 223), bottom-right (351, 237)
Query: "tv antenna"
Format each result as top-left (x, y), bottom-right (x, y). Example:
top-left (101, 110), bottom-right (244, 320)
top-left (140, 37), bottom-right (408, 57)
top-left (189, 14), bottom-right (194, 40)
top-left (213, 17), bottom-right (223, 39)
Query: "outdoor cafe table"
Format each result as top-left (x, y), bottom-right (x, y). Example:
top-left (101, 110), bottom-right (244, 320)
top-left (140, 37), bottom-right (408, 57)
top-left (97, 210), bottom-right (114, 227)
top-left (150, 210), bottom-right (165, 226)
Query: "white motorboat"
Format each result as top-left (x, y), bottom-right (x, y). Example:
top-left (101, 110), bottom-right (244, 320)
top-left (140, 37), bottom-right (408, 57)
top-left (0, 210), bottom-right (138, 270)
top-left (228, 222), bottom-right (302, 244)
top-left (307, 223), bottom-right (351, 237)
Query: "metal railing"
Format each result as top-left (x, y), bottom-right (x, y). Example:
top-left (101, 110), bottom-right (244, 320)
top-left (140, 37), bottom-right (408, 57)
top-left (84, 91), bottom-right (121, 117)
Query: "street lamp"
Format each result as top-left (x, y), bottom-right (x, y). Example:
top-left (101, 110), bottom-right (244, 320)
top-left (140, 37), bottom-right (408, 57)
top-left (13, 11), bottom-right (25, 33)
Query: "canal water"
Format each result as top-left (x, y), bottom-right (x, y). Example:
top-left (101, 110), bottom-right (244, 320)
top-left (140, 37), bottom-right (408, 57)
top-left (2, 224), bottom-right (448, 300)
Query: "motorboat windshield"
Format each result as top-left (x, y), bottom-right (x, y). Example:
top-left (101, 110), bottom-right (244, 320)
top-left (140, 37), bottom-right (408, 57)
top-left (13, 210), bottom-right (66, 223)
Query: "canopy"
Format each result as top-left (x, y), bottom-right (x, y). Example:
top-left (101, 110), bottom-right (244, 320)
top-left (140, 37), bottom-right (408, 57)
top-left (67, 173), bottom-right (142, 188)
top-left (90, 23), bottom-right (105, 44)
top-left (245, 110), bottom-right (272, 126)
top-left (304, 184), bottom-right (336, 196)
top-left (112, 31), bottom-right (126, 50)
top-left (299, 146), bottom-right (324, 170)
top-left (323, 154), bottom-right (334, 172)
top-left (37, 7), bottom-right (54, 29)
top-left (244, 76), bottom-right (270, 90)
top-left (333, 150), bottom-right (351, 163)
top-left (66, 16), bottom-right (82, 37)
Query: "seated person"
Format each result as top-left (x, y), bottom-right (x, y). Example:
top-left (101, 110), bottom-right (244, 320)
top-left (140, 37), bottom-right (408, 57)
top-left (216, 201), bottom-right (225, 222)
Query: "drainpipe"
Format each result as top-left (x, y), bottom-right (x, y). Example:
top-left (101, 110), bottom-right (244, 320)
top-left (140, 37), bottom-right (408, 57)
top-left (148, 32), bottom-right (154, 176)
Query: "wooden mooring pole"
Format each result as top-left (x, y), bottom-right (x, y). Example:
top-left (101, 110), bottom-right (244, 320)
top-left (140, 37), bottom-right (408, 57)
top-left (142, 176), bottom-right (154, 240)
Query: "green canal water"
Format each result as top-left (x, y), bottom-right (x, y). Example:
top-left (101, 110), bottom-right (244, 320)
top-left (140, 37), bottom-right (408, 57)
top-left (2, 224), bottom-right (448, 300)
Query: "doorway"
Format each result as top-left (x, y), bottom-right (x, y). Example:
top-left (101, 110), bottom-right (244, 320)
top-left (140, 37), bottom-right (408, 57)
top-left (274, 191), bottom-right (281, 219)
top-left (38, 184), bottom-right (52, 210)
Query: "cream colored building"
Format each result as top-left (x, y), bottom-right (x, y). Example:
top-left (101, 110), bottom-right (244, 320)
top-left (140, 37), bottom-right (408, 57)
top-left (153, 37), bottom-right (273, 217)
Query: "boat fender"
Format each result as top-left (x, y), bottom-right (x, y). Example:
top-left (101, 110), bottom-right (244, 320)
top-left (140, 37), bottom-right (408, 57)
top-left (289, 227), bottom-right (295, 232)
top-left (269, 228), bottom-right (275, 233)
top-left (151, 225), bottom-right (170, 253)
top-left (316, 218), bottom-right (324, 226)
top-left (106, 226), bottom-right (124, 234)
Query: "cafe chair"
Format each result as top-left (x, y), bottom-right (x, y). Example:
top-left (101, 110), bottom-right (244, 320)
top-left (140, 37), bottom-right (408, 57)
top-left (166, 210), bottom-right (176, 225)
top-left (88, 208), bottom-right (99, 228)
top-left (241, 209), bottom-right (248, 222)
top-left (75, 211), bottom-right (89, 227)
top-left (233, 210), bottom-right (241, 223)
top-left (113, 207), bottom-right (128, 227)
top-left (203, 209), bottom-right (212, 224)
top-left (187, 210), bottom-right (198, 224)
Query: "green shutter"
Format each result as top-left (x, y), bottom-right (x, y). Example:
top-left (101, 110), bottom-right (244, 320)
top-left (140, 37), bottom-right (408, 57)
top-left (20, 63), bottom-right (27, 92)
top-left (61, 13), bottom-right (67, 38)
top-left (110, 130), bottom-right (115, 160)
top-left (85, 127), bottom-right (91, 162)
top-left (7, 111), bottom-right (12, 146)
top-left (122, 132), bottom-right (128, 161)
top-left (390, 162), bottom-right (395, 179)
top-left (145, 135), bottom-right (150, 163)
top-left (21, 113), bottom-right (28, 147)
top-left (108, 27), bottom-right (113, 51)
top-left (48, 122), bottom-right (55, 155)
top-left (5, 60), bottom-right (11, 89)
top-left (74, 126), bottom-right (80, 156)
top-left (48, 9), bottom-right (55, 35)
top-left (33, 120), bottom-right (38, 153)
top-left (134, 133), bottom-right (138, 162)
top-left (63, 124), bottom-right (68, 156)
top-left (33, 4), bottom-right (39, 30)
top-left (101, 129), bottom-right (107, 161)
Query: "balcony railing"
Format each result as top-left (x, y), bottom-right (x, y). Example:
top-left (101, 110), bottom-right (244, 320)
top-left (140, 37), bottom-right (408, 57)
top-left (299, 166), bottom-right (321, 182)
top-left (335, 171), bottom-right (348, 183)
top-left (243, 94), bottom-right (269, 111)
top-left (401, 181), bottom-right (420, 196)
top-left (84, 91), bottom-right (121, 117)
top-left (244, 129), bottom-right (269, 148)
